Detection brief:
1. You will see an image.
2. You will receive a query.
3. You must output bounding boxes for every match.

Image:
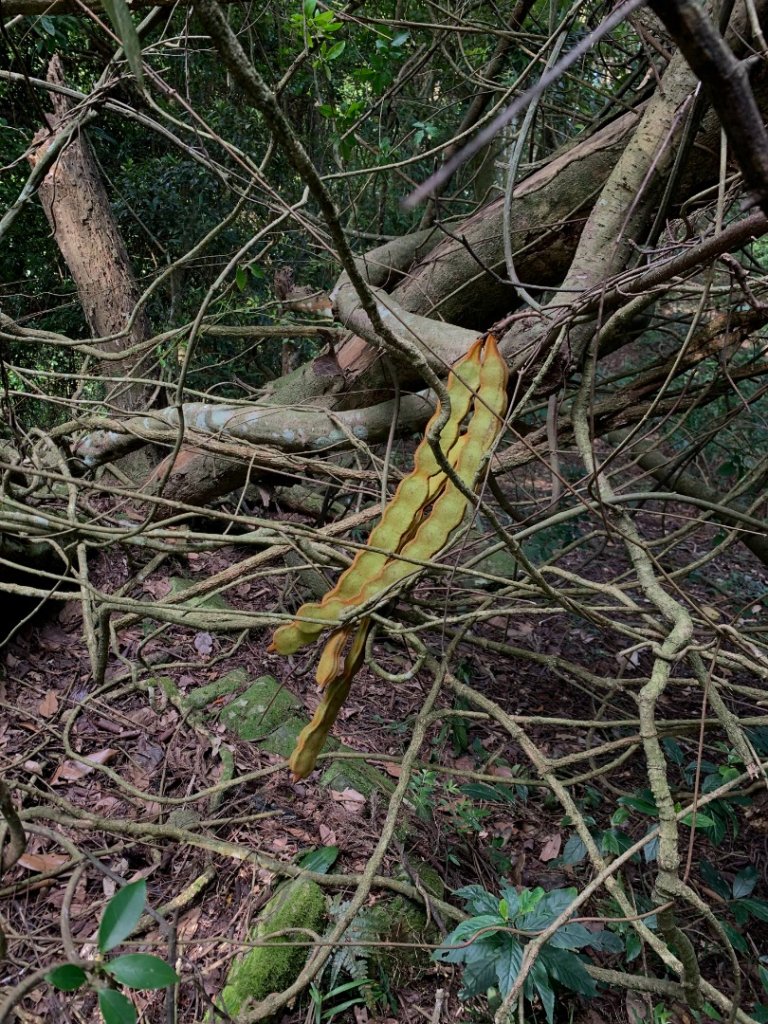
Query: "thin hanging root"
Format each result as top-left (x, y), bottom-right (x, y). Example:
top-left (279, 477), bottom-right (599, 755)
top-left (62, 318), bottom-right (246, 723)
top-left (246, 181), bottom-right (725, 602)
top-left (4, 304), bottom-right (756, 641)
top-left (288, 619), bottom-right (371, 780)
top-left (269, 338), bottom-right (486, 656)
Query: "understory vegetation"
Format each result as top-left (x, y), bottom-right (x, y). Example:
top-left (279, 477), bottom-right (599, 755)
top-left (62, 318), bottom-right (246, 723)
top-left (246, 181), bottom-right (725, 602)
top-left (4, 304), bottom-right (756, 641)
top-left (2, 1), bottom-right (768, 1023)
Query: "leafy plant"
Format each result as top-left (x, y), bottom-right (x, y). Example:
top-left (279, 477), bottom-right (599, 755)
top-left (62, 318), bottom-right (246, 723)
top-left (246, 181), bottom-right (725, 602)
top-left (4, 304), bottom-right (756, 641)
top-left (434, 884), bottom-right (621, 1021)
top-left (46, 879), bottom-right (178, 1024)
top-left (307, 976), bottom-right (372, 1023)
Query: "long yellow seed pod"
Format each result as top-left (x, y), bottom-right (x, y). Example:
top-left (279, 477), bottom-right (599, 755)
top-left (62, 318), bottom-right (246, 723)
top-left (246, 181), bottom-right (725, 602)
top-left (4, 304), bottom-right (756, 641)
top-left (270, 338), bottom-right (486, 656)
top-left (288, 619), bottom-right (370, 779)
top-left (321, 334), bottom-right (508, 613)
top-left (280, 335), bottom-right (508, 780)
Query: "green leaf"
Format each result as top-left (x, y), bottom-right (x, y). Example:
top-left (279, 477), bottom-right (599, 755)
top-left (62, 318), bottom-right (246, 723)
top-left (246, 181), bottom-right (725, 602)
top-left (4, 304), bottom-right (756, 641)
top-left (618, 791), bottom-right (658, 815)
top-left (680, 811), bottom-right (715, 829)
top-left (303, 0), bottom-right (317, 15)
top-left (493, 937), bottom-right (523, 995)
top-left (738, 897), bottom-right (768, 922)
top-left (325, 40), bottom-right (346, 60)
top-left (101, 0), bottom-right (144, 90)
top-left (517, 887), bottom-right (545, 919)
top-left (562, 834), bottom-right (587, 865)
top-left (460, 782), bottom-right (516, 804)
top-left (98, 880), bottom-right (147, 954)
top-left (433, 915), bottom-right (505, 961)
top-left (298, 846), bottom-right (339, 874)
top-left (454, 884), bottom-right (499, 915)
top-left (105, 954), bottom-right (179, 990)
top-left (584, 927), bottom-right (624, 953)
top-left (47, 964), bottom-right (87, 991)
top-left (98, 988), bottom-right (137, 1024)
top-left (699, 858), bottom-right (731, 900)
top-left (732, 865), bottom-right (758, 899)
top-left (720, 920), bottom-right (747, 953)
top-left (539, 947), bottom-right (596, 998)
top-left (625, 929), bottom-right (642, 961)
top-left (662, 737), bottom-right (685, 765)
top-left (457, 938), bottom-right (498, 998)
top-left (236, 265), bottom-right (247, 291)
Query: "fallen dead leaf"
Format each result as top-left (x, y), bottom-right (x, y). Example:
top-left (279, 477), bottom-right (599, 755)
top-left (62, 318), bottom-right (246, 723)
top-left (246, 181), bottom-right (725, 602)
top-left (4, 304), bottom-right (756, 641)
top-left (38, 690), bottom-right (59, 718)
top-left (319, 824), bottom-right (337, 844)
top-left (51, 747), bottom-right (117, 784)
top-left (331, 787), bottom-right (366, 814)
top-left (18, 851), bottom-right (69, 872)
top-left (539, 833), bottom-right (562, 862)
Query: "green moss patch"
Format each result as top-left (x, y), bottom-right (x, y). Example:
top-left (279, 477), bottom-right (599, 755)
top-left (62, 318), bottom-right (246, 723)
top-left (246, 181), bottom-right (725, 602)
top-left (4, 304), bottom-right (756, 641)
top-left (218, 675), bottom-right (300, 740)
top-left (219, 878), bottom-right (326, 1016)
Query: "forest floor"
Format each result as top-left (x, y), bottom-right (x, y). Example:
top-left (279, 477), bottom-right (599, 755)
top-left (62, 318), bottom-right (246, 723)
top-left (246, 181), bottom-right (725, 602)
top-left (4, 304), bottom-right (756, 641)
top-left (2, 492), bottom-right (768, 1024)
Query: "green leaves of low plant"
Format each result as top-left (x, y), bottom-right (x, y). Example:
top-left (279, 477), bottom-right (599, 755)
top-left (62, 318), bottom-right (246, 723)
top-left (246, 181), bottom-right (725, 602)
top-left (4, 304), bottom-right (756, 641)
top-left (434, 884), bottom-right (616, 1022)
top-left (49, 878), bottom-right (177, 1024)
top-left (98, 880), bottom-right (146, 954)
top-left (47, 964), bottom-right (87, 991)
top-left (106, 954), bottom-right (179, 990)
top-left (298, 845), bottom-right (340, 874)
top-left (98, 988), bottom-right (138, 1024)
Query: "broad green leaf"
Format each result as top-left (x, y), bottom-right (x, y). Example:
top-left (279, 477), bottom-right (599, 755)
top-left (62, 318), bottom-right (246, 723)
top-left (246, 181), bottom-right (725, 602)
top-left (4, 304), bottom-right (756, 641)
top-left (98, 988), bottom-right (137, 1024)
top-left (539, 946), bottom-right (597, 998)
top-left (303, 0), bottom-right (317, 16)
top-left (493, 938), bottom-right (523, 995)
top-left (548, 922), bottom-right (595, 950)
top-left (618, 791), bottom-right (658, 815)
top-left (625, 929), bottom-right (642, 962)
top-left (680, 811), bottom-right (715, 829)
top-left (453, 884), bottom-right (499, 915)
top-left (457, 939), bottom-right (498, 998)
top-left (298, 846), bottom-right (339, 874)
top-left (98, 880), bottom-right (146, 954)
top-left (732, 865), bottom-right (758, 899)
top-left (662, 737), bottom-right (684, 765)
top-left (739, 897), bottom-right (768, 922)
top-left (530, 957), bottom-right (556, 1024)
top-left (601, 828), bottom-right (634, 856)
top-left (47, 964), bottom-right (87, 991)
top-left (498, 884), bottom-right (521, 920)
top-left (101, 0), bottom-right (144, 90)
top-left (699, 858), bottom-right (731, 900)
top-left (105, 954), bottom-right (179, 990)
top-left (584, 927), bottom-right (624, 953)
top-left (433, 915), bottom-right (505, 961)
top-left (720, 920), bottom-right (747, 953)
top-left (236, 265), bottom-right (247, 291)
top-left (562, 834), bottom-right (587, 865)
top-left (517, 887), bottom-right (545, 918)
top-left (325, 40), bottom-right (346, 60)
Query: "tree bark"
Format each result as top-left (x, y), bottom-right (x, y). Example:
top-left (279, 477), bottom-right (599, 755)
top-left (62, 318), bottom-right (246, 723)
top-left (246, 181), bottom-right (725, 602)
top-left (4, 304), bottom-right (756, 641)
top-left (28, 57), bottom-right (152, 415)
